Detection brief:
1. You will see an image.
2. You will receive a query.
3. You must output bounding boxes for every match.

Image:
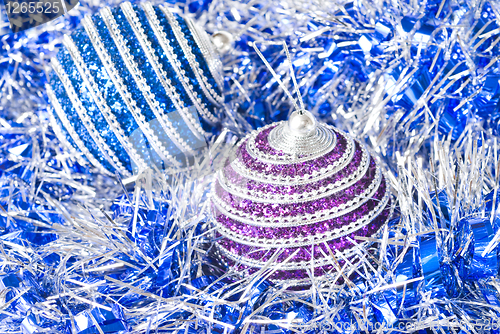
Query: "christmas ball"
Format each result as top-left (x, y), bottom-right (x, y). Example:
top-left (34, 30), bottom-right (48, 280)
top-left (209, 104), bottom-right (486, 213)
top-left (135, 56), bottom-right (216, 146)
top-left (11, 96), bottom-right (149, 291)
top-left (46, 2), bottom-right (223, 177)
top-left (212, 110), bottom-right (393, 287)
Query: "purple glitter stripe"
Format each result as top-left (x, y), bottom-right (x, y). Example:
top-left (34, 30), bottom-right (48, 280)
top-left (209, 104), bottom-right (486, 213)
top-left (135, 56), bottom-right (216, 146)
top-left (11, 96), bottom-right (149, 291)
top-left (216, 161), bottom-right (377, 220)
top-left (215, 179), bottom-right (387, 239)
top-left (223, 142), bottom-right (366, 197)
top-left (253, 125), bottom-right (287, 157)
top-left (217, 156), bottom-right (376, 218)
top-left (217, 204), bottom-right (391, 263)
top-left (237, 131), bottom-right (348, 178)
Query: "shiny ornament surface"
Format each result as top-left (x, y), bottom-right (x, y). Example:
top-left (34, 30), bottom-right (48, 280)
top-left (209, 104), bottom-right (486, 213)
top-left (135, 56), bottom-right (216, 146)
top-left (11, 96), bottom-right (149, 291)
top-left (211, 31), bottom-right (234, 54)
top-left (212, 111), bottom-right (392, 286)
top-left (46, 2), bottom-right (223, 177)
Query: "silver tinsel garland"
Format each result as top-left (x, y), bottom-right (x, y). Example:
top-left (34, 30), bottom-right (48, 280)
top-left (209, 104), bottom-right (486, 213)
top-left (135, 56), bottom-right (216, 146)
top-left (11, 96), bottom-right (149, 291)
top-left (1, 0), bottom-right (500, 333)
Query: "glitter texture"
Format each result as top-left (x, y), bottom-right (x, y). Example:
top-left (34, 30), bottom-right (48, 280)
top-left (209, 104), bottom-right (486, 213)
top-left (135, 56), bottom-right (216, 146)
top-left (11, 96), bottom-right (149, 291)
top-left (47, 3), bottom-right (221, 176)
top-left (212, 117), bottom-right (392, 284)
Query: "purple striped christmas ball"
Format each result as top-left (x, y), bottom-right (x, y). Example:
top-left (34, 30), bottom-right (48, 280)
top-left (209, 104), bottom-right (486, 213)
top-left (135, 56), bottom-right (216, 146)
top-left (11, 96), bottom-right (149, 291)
top-left (211, 110), bottom-right (392, 287)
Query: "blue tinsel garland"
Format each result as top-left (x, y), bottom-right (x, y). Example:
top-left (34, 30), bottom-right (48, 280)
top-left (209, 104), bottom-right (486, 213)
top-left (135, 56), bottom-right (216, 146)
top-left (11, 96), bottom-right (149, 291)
top-left (2, 0), bottom-right (500, 333)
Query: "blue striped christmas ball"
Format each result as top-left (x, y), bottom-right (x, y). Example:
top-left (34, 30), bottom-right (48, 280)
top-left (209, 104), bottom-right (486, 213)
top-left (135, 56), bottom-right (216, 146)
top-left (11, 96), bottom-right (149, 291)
top-left (47, 2), bottom-right (223, 177)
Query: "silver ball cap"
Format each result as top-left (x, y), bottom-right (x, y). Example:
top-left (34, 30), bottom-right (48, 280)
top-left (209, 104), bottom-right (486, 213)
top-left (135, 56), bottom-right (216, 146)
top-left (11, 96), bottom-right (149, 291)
top-left (211, 31), bottom-right (234, 54)
top-left (287, 110), bottom-right (317, 136)
top-left (268, 109), bottom-right (336, 157)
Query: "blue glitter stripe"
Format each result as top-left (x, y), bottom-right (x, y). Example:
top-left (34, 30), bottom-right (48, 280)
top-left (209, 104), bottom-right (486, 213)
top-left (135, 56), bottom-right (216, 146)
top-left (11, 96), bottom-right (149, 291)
top-left (134, 5), bottom-right (193, 111)
top-left (114, 7), bottom-right (206, 153)
top-left (161, 105), bottom-right (207, 151)
top-left (128, 124), bottom-right (165, 171)
top-left (153, 6), bottom-right (217, 118)
top-left (49, 72), bottom-right (116, 172)
top-left (56, 48), bottom-right (133, 173)
top-left (72, 26), bottom-right (141, 140)
top-left (133, 5), bottom-right (210, 143)
top-left (135, 5), bottom-right (215, 137)
top-left (175, 14), bottom-right (222, 96)
top-left (73, 23), bottom-right (155, 170)
top-left (92, 12), bottom-right (174, 167)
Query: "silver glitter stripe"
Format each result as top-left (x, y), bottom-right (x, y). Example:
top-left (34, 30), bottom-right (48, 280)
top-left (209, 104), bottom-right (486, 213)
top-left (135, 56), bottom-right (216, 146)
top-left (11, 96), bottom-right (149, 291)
top-left (100, 8), bottom-right (189, 166)
top-left (51, 57), bottom-right (129, 176)
top-left (184, 17), bottom-right (224, 93)
top-left (83, 15), bottom-right (180, 169)
top-left (230, 134), bottom-right (355, 185)
top-left (214, 193), bottom-right (392, 248)
top-left (213, 167), bottom-right (383, 226)
top-left (217, 241), bottom-right (366, 271)
top-left (218, 146), bottom-right (371, 204)
top-left (121, 2), bottom-right (208, 140)
top-left (64, 34), bottom-right (147, 171)
top-left (46, 104), bottom-right (88, 167)
top-left (159, 4), bottom-right (224, 106)
top-left (141, 2), bottom-right (218, 124)
top-left (46, 85), bottom-right (112, 175)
